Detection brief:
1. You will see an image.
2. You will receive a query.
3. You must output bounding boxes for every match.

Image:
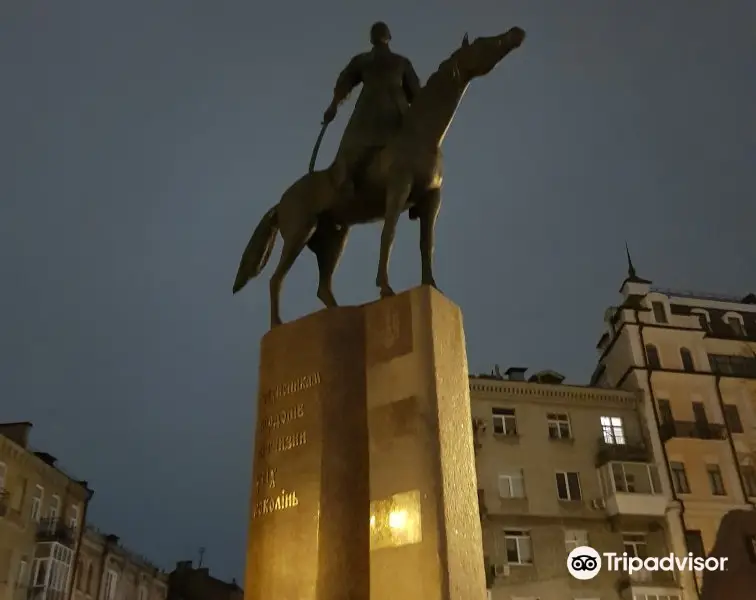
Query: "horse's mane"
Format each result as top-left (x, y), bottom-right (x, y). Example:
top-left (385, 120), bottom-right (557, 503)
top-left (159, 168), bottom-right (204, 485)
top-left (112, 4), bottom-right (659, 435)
top-left (418, 51), bottom-right (461, 98)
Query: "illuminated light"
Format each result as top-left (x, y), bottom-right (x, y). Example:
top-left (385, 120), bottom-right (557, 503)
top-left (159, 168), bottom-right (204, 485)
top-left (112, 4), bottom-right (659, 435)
top-left (388, 510), bottom-right (408, 530)
top-left (369, 490), bottom-right (422, 550)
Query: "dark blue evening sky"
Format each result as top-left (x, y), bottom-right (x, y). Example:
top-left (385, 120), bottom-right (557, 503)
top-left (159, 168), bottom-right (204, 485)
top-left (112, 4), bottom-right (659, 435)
top-left (1, 0), bottom-right (754, 581)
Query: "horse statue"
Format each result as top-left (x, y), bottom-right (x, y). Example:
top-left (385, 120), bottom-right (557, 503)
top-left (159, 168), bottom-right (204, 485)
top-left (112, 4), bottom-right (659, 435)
top-left (233, 26), bottom-right (526, 328)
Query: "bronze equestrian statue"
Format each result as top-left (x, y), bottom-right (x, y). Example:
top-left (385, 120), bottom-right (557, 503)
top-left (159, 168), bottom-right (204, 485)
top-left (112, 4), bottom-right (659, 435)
top-left (233, 24), bottom-right (526, 328)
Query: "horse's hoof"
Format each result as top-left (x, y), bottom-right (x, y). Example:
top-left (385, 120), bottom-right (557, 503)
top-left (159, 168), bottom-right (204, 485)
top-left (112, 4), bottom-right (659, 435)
top-left (379, 287), bottom-right (396, 298)
top-left (317, 289), bottom-right (338, 308)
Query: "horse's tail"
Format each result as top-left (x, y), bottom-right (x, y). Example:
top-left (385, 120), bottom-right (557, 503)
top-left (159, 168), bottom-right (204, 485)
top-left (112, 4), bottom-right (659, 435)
top-left (232, 205), bottom-right (279, 294)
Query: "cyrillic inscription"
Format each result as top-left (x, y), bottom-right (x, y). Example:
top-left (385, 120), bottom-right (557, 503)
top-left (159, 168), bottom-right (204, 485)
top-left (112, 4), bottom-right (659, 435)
top-left (253, 489), bottom-right (299, 517)
top-left (255, 468), bottom-right (277, 490)
top-left (258, 430), bottom-right (307, 458)
top-left (261, 372), bottom-right (321, 406)
top-left (260, 403), bottom-right (304, 431)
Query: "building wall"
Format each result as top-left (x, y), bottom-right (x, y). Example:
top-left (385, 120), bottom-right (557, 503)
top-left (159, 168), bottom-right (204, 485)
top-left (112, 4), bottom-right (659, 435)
top-left (0, 423), bottom-right (91, 600)
top-left (71, 528), bottom-right (168, 600)
top-left (471, 376), bottom-right (681, 600)
top-left (167, 562), bottom-right (242, 600)
top-left (593, 279), bottom-right (756, 599)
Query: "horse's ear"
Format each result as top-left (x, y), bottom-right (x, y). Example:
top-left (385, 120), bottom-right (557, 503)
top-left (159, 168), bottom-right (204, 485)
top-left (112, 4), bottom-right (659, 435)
top-left (462, 33), bottom-right (469, 47)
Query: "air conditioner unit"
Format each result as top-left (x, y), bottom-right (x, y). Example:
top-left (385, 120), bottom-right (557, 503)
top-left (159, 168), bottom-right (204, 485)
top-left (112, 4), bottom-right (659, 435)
top-left (591, 498), bottom-right (606, 510)
top-left (494, 564), bottom-right (510, 577)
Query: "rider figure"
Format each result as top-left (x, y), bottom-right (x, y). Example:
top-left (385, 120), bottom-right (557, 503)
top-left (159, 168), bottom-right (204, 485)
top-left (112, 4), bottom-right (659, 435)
top-left (323, 22), bottom-right (421, 199)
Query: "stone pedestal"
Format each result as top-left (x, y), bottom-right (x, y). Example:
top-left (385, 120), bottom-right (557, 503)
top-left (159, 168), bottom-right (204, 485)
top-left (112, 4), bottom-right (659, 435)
top-left (244, 286), bottom-right (486, 600)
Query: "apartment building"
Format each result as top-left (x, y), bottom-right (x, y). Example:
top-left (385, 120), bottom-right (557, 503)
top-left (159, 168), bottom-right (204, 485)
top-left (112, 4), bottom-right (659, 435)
top-left (71, 528), bottom-right (168, 600)
top-left (590, 256), bottom-right (756, 599)
top-left (471, 368), bottom-right (681, 600)
top-left (166, 561), bottom-right (242, 600)
top-left (0, 422), bottom-right (93, 600)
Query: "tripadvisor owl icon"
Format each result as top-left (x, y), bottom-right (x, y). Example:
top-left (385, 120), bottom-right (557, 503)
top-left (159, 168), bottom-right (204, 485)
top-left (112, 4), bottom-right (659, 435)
top-left (567, 546), bottom-right (602, 580)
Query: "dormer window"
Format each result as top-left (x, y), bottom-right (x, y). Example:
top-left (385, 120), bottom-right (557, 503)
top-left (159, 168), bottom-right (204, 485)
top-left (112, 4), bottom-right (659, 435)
top-left (691, 309), bottom-right (710, 331)
top-left (725, 313), bottom-right (745, 337)
top-left (651, 301), bottom-right (667, 324)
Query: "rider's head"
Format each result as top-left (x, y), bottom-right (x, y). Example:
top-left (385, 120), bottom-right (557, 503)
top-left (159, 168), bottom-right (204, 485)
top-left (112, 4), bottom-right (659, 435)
top-left (370, 21), bottom-right (391, 46)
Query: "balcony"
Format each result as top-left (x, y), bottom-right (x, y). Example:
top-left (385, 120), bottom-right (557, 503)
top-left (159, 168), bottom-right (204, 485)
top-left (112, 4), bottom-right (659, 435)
top-left (596, 437), bottom-right (651, 466)
top-left (618, 568), bottom-right (678, 594)
top-left (599, 461), bottom-right (667, 517)
top-left (659, 420), bottom-right (727, 442)
top-left (36, 518), bottom-right (76, 546)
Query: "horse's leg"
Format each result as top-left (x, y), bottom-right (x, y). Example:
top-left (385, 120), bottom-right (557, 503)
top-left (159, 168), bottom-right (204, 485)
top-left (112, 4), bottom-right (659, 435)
top-left (269, 218), bottom-right (316, 328)
top-left (418, 187), bottom-right (442, 289)
top-left (308, 222), bottom-right (349, 308)
top-left (376, 173), bottom-right (413, 298)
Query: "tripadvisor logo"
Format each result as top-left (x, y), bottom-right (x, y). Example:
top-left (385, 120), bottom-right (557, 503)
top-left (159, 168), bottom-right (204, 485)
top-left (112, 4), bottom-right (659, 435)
top-left (566, 546), bottom-right (728, 581)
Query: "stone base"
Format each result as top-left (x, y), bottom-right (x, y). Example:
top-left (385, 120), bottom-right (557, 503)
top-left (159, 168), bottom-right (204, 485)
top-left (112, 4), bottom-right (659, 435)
top-left (700, 509), bottom-right (756, 600)
top-left (244, 286), bottom-right (486, 600)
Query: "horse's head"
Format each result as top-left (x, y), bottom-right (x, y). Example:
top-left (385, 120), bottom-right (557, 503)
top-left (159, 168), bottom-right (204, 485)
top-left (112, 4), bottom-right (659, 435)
top-left (451, 27), bottom-right (526, 83)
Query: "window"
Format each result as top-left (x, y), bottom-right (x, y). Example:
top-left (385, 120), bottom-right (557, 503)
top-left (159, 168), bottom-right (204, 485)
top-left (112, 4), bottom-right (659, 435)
top-left (680, 348), bottom-right (694, 372)
top-left (692, 401), bottom-right (708, 426)
top-left (645, 344), bottom-right (661, 369)
top-left (31, 485), bottom-right (44, 522)
top-left (556, 472), bottom-right (582, 501)
top-left (16, 559), bottom-right (28, 589)
top-left (601, 416), bottom-right (625, 445)
top-left (692, 309), bottom-right (710, 331)
top-left (724, 404), bottom-right (744, 433)
top-left (706, 464), bottom-right (726, 496)
top-left (622, 533), bottom-right (648, 558)
top-left (708, 354), bottom-right (756, 377)
top-left (502, 530), bottom-right (532, 564)
top-left (657, 398), bottom-right (673, 424)
top-left (492, 408), bottom-right (517, 436)
top-left (86, 562), bottom-right (93, 593)
top-left (547, 413), bottom-right (571, 439)
top-left (611, 463), bottom-right (659, 494)
top-left (742, 465), bottom-right (756, 497)
top-left (651, 301), bottom-right (667, 323)
top-left (670, 462), bottom-right (691, 494)
top-left (32, 558), bottom-right (49, 587)
top-left (138, 585), bottom-right (148, 600)
top-left (45, 546), bottom-right (72, 592)
top-left (49, 494), bottom-right (60, 521)
top-left (564, 529), bottom-right (588, 552)
top-left (498, 470), bottom-right (525, 498)
top-left (104, 570), bottom-right (118, 600)
top-left (726, 315), bottom-right (745, 336)
top-left (69, 504), bottom-right (80, 531)
top-left (685, 530), bottom-right (705, 558)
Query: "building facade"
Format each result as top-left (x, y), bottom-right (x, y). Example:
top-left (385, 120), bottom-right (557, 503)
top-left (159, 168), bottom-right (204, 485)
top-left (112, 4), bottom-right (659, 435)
top-left (590, 258), bottom-right (756, 599)
top-left (71, 528), bottom-right (168, 600)
top-left (471, 368), bottom-right (682, 600)
top-left (166, 561), bottom-right (242, 600)
top-left (0, 422), bottom-right (93, 600)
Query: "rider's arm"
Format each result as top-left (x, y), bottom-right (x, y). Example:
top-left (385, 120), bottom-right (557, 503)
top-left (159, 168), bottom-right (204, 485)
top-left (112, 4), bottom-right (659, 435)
top-left (402, 59), bottom-right (421, 104)
top-left (331, 55), bottom-right (363, 107)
